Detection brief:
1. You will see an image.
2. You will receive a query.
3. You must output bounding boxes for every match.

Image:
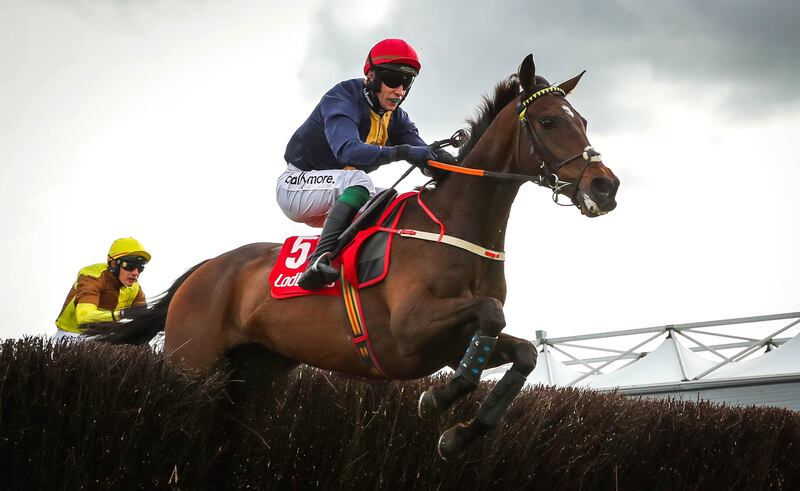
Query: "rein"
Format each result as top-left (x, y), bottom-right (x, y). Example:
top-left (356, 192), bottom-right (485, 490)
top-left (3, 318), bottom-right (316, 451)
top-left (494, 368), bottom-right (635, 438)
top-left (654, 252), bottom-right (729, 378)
top-left (427, 85), bottom-right (602, 207)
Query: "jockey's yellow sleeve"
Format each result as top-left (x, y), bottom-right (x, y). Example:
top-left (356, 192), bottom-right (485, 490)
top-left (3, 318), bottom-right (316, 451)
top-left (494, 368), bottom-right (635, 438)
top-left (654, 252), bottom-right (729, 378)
top-left (75, 303), bottom-right (114, 325)
top-left (55, 263), bottom-right (145, 333)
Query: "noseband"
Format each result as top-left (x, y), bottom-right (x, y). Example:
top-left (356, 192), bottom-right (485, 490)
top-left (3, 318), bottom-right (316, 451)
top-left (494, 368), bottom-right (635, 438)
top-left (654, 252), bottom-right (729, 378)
top-left (516, 86), bottom-right (602, 206)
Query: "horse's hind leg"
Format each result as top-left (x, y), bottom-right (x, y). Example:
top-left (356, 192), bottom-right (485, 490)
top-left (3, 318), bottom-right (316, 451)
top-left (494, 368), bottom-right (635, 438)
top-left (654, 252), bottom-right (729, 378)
top-left (436, 334), bottom-right (537, 460)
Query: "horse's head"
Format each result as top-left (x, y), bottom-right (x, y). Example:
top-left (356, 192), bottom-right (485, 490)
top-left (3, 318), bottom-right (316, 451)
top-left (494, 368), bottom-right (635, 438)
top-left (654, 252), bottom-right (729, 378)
top-left (516, 54), bottom-right (619, 217)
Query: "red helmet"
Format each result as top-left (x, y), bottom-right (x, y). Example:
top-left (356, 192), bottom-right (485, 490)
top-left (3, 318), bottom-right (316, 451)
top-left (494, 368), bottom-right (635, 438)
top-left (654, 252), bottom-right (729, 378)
top-left (363, 39), bottom-right (421, 76)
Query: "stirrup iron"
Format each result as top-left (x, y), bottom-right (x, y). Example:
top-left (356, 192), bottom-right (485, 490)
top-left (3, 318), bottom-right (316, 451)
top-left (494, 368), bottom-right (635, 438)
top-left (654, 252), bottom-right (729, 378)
top-left (298, 252), bottom-right (338, 290)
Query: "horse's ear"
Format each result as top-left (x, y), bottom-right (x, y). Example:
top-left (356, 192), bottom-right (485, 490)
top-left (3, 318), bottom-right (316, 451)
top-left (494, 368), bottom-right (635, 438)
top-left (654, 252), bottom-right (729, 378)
top-left (518, 54), bottom-right (536, 92)
top-left (558, 70), bottom-right (586, 95)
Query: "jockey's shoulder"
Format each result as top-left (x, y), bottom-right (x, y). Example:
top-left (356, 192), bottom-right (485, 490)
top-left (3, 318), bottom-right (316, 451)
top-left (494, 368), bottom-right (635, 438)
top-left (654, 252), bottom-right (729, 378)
top-left (77, 263), bottom-right (109, 278)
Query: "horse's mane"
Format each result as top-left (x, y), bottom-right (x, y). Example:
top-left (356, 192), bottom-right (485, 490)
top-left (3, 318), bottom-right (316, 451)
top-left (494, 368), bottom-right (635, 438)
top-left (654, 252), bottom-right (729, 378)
top-left (428, 74), bottom-right (549, 185)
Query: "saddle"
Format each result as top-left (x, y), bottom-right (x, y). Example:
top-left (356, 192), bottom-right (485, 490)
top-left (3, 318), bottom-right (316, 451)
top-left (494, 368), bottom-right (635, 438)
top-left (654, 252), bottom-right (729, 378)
top-left (269, 191), bottom-right (415, 299)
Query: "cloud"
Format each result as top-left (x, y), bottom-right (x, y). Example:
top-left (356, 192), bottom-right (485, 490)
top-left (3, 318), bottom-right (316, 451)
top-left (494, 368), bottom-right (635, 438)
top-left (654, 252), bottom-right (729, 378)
top-left (299, 0), bottom-right (800, 136)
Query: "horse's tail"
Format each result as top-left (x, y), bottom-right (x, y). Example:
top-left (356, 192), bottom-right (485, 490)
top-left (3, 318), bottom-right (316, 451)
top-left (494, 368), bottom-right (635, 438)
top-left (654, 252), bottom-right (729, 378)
top-left (84, 260), bottom-right (209, 345)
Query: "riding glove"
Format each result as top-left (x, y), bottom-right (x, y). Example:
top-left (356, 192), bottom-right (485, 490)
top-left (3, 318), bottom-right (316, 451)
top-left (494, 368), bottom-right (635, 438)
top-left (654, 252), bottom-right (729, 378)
top-left (433, 148), bottom-right (457, 165)
top-left (395, 144), bottom-right (436, 168)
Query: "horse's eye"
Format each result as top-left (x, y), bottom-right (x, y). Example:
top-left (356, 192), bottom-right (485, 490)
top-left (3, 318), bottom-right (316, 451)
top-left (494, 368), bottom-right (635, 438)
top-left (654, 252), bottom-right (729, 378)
top-left (538, 118), bottom-right (555, 129)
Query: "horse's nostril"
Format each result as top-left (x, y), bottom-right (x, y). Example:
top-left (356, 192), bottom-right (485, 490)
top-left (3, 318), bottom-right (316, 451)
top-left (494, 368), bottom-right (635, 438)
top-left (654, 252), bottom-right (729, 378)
top-left (591, 176), bottom-right (614, 198)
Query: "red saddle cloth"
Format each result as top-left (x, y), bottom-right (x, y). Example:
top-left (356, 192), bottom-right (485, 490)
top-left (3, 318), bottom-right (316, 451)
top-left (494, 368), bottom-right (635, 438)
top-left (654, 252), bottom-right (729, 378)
top-left (269, 236), bottom-right (342, 299)
top-left (269, 192), bottom-right (416, 299)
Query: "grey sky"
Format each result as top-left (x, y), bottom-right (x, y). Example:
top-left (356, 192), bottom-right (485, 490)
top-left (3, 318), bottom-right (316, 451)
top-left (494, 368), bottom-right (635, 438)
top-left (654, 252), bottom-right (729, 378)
top-left (303, 0), bottom-right (800, 130)
top-left (0, 0), bottom-right (797, 345)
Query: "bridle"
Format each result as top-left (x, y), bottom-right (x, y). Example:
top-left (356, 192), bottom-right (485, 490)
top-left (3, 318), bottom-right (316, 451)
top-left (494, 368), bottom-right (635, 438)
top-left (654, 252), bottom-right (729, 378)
top-left (428, 85), bottom-right (602, 207)
top-left (517, 86), bottom-right (602, 206)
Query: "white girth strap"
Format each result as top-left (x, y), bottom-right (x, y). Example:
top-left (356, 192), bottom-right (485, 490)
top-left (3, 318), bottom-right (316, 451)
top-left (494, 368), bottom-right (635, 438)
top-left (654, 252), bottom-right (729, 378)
top-left (390, 228), bottom-right (505, 261)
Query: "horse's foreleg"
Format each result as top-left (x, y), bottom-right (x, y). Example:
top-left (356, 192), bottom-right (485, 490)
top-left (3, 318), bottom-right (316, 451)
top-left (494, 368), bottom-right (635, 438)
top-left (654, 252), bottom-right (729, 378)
top-left (417, 333), bottom-right (498, 420)
top-left (436, 334), bottom-right (537, 460)
top-left (413, 297), bottom-right (505, 420)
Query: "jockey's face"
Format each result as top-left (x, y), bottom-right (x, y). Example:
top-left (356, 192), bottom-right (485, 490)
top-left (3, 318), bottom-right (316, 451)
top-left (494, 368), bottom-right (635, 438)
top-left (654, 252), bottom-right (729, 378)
top-left (369, 71), bottom-right (406, 112)
top-left (114, 259), bottom-right (144, 286)
top-left (117, 267), bottom-right (139, 286)
top-left (377, 81), bottom-right (405, 111)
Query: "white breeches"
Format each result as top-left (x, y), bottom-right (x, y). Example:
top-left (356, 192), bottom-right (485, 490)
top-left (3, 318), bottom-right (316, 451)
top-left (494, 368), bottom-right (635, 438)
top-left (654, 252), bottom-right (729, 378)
top-left (276, 165), bottom-right (376, 227)
top-left (54, 328), bottom-right (88, 342)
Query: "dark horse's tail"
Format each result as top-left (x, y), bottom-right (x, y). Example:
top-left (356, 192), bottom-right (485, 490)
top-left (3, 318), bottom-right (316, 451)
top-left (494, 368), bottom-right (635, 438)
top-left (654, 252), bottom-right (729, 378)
top-left (84, 260), bottom-right (209, 345)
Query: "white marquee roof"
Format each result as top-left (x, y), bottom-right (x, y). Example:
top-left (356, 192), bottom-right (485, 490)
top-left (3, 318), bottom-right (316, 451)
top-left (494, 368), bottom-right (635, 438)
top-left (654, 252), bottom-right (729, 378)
top-left (483, 313), bottom-right (800, 390)
top-left (527, 346), bottom-right (586, 386)
top-left (707, 331), bottom-right (800, 379)
top-left (576, 335), bottom-right (717, 389)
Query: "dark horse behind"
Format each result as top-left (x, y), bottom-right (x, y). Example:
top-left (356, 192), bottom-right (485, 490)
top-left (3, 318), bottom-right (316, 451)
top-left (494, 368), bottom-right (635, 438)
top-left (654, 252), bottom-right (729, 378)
top-left (87, 54), bottom-right (619, 460)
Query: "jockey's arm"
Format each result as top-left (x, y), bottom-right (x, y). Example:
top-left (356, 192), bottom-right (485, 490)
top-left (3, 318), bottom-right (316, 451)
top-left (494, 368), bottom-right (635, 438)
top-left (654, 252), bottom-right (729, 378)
top-left (326, 113), bottom-right (435, 169)
top-left (75, 302), bottom-right (115, 324)
top-left (325, 113), bottom-right (397, 167)
top-left (76, 288), bottom-right (144, 324)
top-left (321, 92), bottom-right (430, 168)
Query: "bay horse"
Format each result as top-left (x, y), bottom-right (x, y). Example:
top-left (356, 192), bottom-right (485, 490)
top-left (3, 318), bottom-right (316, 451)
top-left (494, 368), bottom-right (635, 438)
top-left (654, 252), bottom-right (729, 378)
top-left (89, 54), bottom-right (619, 460)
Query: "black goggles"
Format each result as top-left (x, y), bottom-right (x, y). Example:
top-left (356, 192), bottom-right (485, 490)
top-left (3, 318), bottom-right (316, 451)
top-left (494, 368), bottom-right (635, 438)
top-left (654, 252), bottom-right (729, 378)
top-left (120, 260), bottom-right (146, 272)
top-left (379, 69), bottom-right (415, 90)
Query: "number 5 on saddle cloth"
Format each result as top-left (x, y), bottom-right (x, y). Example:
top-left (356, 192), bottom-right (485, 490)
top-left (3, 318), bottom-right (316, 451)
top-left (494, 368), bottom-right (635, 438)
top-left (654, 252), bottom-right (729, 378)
top-left (269, 189), bottom-right (407, 300)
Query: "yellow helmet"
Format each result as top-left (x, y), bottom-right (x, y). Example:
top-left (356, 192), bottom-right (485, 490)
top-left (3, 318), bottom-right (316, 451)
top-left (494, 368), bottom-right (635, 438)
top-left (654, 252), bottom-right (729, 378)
top-left (108, 237), bottom-right (151, 262)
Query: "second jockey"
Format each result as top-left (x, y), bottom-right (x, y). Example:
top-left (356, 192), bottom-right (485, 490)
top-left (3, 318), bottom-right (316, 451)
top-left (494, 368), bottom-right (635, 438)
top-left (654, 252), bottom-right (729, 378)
top-left (277, 38), bottom-right (452, 290)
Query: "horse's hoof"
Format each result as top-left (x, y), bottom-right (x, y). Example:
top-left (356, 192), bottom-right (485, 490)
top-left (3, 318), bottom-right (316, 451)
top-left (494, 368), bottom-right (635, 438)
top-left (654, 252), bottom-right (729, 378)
top-left (437, 423), bottom-right (469, 461)
top-left (418, 387), bottom-right (441, 421)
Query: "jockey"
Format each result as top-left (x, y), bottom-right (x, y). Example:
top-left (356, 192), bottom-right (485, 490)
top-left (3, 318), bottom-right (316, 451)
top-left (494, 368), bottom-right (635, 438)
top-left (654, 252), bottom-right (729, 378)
top-left (54, 237), bottom-right (150, 340)
top-left (277, 38), bottom-right (453, 290)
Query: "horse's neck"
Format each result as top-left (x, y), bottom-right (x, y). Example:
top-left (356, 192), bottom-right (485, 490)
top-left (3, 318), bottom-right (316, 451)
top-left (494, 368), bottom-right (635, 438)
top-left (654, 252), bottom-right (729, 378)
top-left (429, 175), bottom-right (520, 251)
top-left (422, 110), bottom-right (522, 251)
